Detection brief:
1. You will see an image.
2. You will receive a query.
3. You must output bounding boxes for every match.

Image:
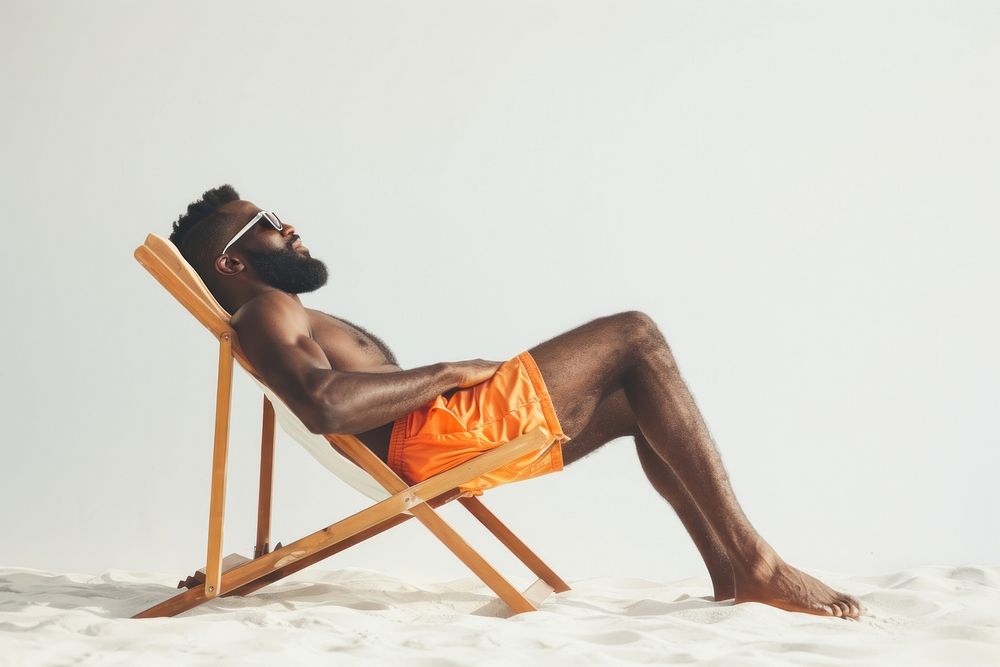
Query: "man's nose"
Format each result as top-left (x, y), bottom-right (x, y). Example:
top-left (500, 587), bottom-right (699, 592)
top-left (281, 223), bottom-right (296, 237)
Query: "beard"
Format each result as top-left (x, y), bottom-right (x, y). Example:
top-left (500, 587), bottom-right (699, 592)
top-left (243, 245), bottom-right (329, 294)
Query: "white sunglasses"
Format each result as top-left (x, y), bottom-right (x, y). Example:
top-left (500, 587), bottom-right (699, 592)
top-left (220, 211), bottom-right (284, 256)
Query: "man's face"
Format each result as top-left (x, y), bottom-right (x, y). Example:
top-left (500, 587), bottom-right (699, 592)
top-left (216, 200), bottom-right (329, 294)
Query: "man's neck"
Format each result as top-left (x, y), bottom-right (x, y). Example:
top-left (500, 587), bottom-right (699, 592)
top-left (221, 284), bottom-right (303, 315)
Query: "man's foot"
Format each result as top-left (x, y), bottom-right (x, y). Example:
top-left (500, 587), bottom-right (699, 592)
top-left (709, 567), bottom-right (735, 601)
top-left (733, 545), bottom-right (863, 619)
top-left (713, 587), bottom-right (735, 601)
top-left (713, 587), bottom-right (735, 602)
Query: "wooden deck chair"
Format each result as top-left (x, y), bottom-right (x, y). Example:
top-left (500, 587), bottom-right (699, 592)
top-left (131, 234), bottom-right (570, 618)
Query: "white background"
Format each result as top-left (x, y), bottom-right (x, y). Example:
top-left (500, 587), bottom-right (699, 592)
top-left (2, 1), bottom-right (997, 586)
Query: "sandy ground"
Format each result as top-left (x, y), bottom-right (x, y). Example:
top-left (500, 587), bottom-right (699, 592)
top-left (1, 564), bottom-right (998, 666)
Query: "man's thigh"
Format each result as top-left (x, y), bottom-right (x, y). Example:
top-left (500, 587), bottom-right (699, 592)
top-left (559, 386), bottom-right (638, 466)
top-left (527, 310), bottom-right (654, 439)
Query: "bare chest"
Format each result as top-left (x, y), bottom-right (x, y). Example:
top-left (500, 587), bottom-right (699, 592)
top-left (306, 309), bottom-right (401, 372)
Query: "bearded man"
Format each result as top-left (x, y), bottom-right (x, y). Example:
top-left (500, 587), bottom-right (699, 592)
top-left (167, 184), bottom-right (863, 619)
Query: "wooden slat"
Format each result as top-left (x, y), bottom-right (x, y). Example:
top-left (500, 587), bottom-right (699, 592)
top-left (255, 397), bottom-right (276, 557)
top-left (224, 489), bottom-right (461, 598)
top-left (143, 234), bottom-right (231, 321)
top-left (135, 489), bottom-right (427, 617)
top-left (134, 244), bottom-right (233, 341)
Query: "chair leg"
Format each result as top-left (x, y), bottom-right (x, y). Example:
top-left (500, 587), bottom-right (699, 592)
top-left (458, 496), bottom-right (571, 593)
top-left (255, 396), bottom-right (276, 558)
top-left (408, 503), bottom-right (537, 614)
top-left (330, 429), bottom-right (553, 614)
top-left (332, 434), bottom-right (542, 614)
top-left (204, 332), bottom-right (235, 598)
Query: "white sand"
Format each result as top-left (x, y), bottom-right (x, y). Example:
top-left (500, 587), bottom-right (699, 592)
top-left (1, 564), bottom-right (998, 666)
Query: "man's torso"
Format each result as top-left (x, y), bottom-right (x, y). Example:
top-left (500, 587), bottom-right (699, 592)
top-left (303, 308), bottom-right (401, 459)
top-left (306, 308), bottom-right (401, 373)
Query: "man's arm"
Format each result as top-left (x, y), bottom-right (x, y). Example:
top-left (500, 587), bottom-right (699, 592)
top-left (232, 292), bottom-right (497, 435)
top-left (326, 359), bottom-right (502, 434)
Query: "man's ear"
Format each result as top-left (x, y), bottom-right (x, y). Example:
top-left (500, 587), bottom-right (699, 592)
top-left (214, 253), bottom-right (246, 276)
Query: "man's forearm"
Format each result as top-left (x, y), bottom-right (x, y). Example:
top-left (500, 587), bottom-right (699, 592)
top-left (316, 363), bottom-right (457, 434)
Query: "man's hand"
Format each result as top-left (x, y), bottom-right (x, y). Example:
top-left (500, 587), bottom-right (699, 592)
top-left (448, 359), bottom-right (504, 388)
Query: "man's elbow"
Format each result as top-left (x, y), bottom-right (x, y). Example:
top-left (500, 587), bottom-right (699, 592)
top-left (300, 397), bottom-right (346, 435)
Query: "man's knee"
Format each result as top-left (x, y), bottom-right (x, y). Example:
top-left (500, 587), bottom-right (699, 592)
top-left (611, 310), bottom-right (670, 351)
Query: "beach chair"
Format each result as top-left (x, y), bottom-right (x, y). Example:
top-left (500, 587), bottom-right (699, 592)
top-left (131, 233), bottom-right (570, 618)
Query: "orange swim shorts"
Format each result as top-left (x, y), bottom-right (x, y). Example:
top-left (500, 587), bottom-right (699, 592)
top-left (387, 350), bottom-right (570, 496)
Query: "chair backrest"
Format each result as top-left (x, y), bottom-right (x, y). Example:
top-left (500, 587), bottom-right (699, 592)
top-left (134, 233), bottom-right (390, 501)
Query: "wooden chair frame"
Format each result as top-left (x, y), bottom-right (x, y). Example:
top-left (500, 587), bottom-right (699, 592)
top-left (131, 234), bottom-right (570, 618)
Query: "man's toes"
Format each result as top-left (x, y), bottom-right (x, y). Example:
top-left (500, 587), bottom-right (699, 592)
top-left (839, 595), bottom-right (859, 617)
top-left (847, 595), bottom-right (863, 616)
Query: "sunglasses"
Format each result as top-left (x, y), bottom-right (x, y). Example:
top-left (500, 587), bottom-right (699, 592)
top-left (220, 211), bottom-right (284, 256)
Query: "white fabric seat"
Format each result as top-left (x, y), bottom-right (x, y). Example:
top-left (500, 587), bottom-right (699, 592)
top-left (249, 376), bottom-right (390, 501)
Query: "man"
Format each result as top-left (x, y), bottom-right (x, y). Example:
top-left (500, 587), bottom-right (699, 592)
top-left (169, 184), bottom-right (863, 620)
